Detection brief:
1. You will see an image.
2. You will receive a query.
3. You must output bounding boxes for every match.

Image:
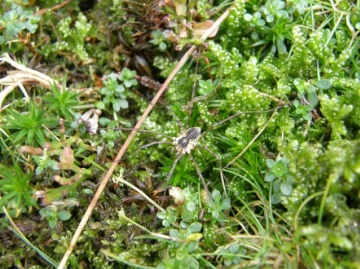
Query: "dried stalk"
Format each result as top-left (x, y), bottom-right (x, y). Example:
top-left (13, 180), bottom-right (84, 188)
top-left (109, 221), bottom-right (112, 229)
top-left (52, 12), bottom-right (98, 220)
top-left (0, 53), bottom-right (61, 111)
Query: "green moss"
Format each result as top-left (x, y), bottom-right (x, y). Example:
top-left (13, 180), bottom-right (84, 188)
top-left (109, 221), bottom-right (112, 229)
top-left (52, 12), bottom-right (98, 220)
top-left (1, 0), bottom-right (360, 268)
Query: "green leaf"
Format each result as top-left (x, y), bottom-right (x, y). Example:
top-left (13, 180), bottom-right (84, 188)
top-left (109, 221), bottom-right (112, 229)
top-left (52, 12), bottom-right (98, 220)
top-left (266, 159), bottom-right (276, 168)
top-left (159, 42), bottom-right (167, 51)
top-left (10, 128), bottom-right (28, 142)
top-left (169, 229), bottom-right (180, 239)
top-left (306, 91), bottom-right (318, 107)
top-left (188, 222), bottom-right (202, 233)
top-left (82, 188), bottom-right (94, 195)
top-left (270, 160), bottom-right (288, 177)
top-left (40, 206), bottom-right (57, 218)
top-left (271, 192), bottom-right (282, 204)
top-left (198, 80), bottom-right (214, 95)
top-left (314, 79), bottom-right (332, 89)
top-left (35, 166), bottom-right (45, 175)
top-left (57, 210), bottom-right (71, 221)
top-left (157, 211), bottom-right (166, 219)
top-left (265, 172), bottom-right (276, 182)
top-left (124, 80), bottom-right (133, 88)
top-left (112, 100), bottom-right (120, 112)
top-left (228, 243), bottom-right (239, 253)
top-left (186, 201), bottom-right (196, 212)
top-left (95, 101), bottom-right (105, 110)
top-left (211, 189), bottom-right (221, 201)
top-left (329, 234), bottom-right (353, 249)
top-left (187, 241), bottom-right (199, 252)
top-left (221, 198), bottom-right (231, 210)
top-left (48, 219), bottom-right (57, 229)
top-left (244, 14), bottom-right (253, 21)
top-left (181, 209), bottom-right (193, 222)
top-left (293, 99), bottom-right (300, 107)
top-left (280, 181), bottom-right (292, 195)
top-left (118, 99), bottom-right (129, 109)
top-left (35, 130), bottom-right (46, 146)
top-left (115, 85), bottom-right (125, 93)
top-left (100, 87), bottom-right (107, 94)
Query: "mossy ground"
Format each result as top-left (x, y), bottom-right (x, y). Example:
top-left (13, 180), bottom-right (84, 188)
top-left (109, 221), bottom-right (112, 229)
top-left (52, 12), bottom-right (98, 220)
top-left (0, 0), bottom-right (360, 268)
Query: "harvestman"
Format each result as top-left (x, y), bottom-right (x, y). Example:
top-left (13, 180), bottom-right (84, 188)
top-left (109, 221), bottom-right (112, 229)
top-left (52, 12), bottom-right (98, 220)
top-left (137, 106), bottom-right (227, 199)
top-left (79, 106), bottom-right (227, 201)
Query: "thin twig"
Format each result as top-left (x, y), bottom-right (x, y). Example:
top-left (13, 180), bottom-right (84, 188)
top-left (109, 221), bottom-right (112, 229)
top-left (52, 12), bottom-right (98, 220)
top-left (35, 0), bottom-right (74, 16)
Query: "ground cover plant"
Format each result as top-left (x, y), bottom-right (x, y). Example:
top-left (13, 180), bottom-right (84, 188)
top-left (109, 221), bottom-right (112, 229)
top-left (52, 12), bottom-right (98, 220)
top-left (0, 0), bottom-right (360, 268)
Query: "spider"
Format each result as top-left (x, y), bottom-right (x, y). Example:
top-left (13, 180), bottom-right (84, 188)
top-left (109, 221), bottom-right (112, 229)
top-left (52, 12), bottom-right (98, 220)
top-left (82, 101), bottom-right (227, 201)
top-left (131, 105), bottom-right (227, 201)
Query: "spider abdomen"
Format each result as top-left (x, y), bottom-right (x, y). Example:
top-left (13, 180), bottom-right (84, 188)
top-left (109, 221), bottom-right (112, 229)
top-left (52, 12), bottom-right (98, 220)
top-left (174, 127), bottom-right (201, 154)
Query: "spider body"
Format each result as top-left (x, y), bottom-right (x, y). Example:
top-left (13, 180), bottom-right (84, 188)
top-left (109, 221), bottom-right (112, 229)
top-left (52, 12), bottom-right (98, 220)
top-left (174, 127), bottom-right (201, 155)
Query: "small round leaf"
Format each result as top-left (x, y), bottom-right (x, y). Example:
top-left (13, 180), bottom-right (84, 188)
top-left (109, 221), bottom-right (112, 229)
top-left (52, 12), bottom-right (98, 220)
top-left (280, 181), bottom-right (292, 195)
top-left (314, 79), bottom-right (332, 89)
top-left (58, 210), bottom-right (71, 221)
top-left (265, 172), bottom-right (276, 182)
top-left (271, 192), bottom-right (282, 204)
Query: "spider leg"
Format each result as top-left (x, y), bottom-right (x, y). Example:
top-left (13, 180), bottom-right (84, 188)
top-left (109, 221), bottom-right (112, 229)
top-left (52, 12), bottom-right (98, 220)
top-left (166, 106), bottom-right (182, 134)
top-left (111, 127), bottom-right (173, 139)
top-left (201, 107), bottom-right (282, 138)
top-left (185, 49), bottom-right (201, 128)
top-left (164, 154), bottom-right (182, 182)
top-left (198, 145), bottom-right (227, 196)
top-left (111, 139), bottom-right (172, 163)
top-left (140, 141), bottom-right (173, 149)
top-left (166, 51), bottom-right (201, 133)
top-left (188, 153), bottom-right (213, 203)
top-left (158, 154), bottom-right (183, 208)
top-left (225, 108), bottom-right (278, 168)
